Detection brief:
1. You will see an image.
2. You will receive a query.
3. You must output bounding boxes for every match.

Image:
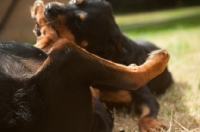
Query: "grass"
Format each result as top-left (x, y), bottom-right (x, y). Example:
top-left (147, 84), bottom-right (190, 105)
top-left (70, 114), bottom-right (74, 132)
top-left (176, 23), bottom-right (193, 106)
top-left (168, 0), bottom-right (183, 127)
top-left (112, 6), bottom-right (200, 132)
top-left (115, 6), bottom-right (200, 30)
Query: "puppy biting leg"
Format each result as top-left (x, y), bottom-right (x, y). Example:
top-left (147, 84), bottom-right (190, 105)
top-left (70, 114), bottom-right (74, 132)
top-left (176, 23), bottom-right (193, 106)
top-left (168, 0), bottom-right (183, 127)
top-left (30, 0), bottom-right (58, 52)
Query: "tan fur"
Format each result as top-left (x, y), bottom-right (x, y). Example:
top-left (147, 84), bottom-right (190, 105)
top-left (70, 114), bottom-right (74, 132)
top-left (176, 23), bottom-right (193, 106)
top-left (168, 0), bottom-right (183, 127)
top-left (139, 117), bottom-right (167, 132)
top-left (140, 105), bottom-right (150, 119)
top-left (99, 90), bottom-right (132, 103)
top-left (53, 15), bottom-right (75, 42)
top-left (80, 40), bottom-right (89, 48)
top-left (79, 13), bottom-right (87, 21)
top-left (76, 0), bottom-right (83, 4)
top-left (30, 0), bottom-right (170, 104)
top-left (30, 2), bottom-right (170, 131)
top-left (30, 0), bottom-right (59, 52)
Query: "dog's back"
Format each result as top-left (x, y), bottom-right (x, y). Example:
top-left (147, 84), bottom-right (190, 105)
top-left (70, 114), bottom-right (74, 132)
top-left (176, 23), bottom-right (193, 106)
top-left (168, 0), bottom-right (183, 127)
top-left (0, 41), bottom-right (47, 132)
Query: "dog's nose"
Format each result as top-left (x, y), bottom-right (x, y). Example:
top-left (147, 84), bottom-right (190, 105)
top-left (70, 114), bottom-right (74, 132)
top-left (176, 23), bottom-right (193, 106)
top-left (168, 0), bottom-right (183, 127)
top-left (44, 3), bottom-right (53, 15)
top-left (44, 3), bottom-right (63, 17)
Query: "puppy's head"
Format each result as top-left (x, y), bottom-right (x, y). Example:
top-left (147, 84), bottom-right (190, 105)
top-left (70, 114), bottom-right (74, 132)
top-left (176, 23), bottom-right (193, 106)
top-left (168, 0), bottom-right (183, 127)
top-left (31, 0), bottom-right (60, 52)
top-left (41, 0), bottom-right (121, 57)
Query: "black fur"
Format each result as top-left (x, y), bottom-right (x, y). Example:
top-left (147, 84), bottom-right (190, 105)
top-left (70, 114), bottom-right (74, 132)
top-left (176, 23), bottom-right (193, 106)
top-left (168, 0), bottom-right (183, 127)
top-left (0, 41), bottom-right (114, 132)
top-left (0, 41), bottom-right (46, 132)
top-left (45, 0), bottom-right (173, 95)
top-left (2, 39), bottom-right (163, 131)
top-left (42, 0), bottom-right (173, 128)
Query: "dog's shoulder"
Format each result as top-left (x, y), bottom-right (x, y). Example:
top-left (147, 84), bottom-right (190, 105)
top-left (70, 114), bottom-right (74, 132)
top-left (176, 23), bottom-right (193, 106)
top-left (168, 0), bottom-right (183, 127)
top-left (0, 41), bottom-right (47, 76)
top-left (0, 41), bottom-right (45, 132)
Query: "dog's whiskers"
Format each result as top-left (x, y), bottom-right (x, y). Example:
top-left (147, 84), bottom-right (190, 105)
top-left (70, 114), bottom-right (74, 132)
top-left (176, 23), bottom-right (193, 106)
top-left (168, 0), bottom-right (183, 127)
top-left (45, 20), bottom-right (56, 25)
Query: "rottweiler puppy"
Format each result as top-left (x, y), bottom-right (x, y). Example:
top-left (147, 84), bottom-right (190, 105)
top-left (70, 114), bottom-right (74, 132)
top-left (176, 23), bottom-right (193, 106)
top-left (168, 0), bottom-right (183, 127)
top-left (0, 40), bottom-right (169, 132)
top-left (31, 0), bottom-right (173, 131)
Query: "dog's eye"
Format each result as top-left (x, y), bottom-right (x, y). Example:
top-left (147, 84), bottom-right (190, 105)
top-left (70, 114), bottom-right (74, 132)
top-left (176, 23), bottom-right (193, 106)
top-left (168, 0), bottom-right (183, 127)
top-left (33, 25), bottom-right (41, 37)
top-left (36, 29), bottom-right (41, 36)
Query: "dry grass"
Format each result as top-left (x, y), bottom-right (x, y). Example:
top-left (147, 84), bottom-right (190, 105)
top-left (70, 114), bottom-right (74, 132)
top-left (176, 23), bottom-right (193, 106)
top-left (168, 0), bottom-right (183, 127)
top-left (112, 8), bottom-right (200, 132)
top-left (153, 28), bottom-right (200, 132)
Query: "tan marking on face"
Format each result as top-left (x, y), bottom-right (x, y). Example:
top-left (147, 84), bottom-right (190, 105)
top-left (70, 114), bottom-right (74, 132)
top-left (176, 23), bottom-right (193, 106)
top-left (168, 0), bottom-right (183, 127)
top-left (140, 104), bottom-right (150, 119)
top-left (30, 1), bottom-right (59, 52)
top-left (31, 1), bottom-right (76, 51)
top-left (34, 25), bottom-right (58, 52)
top-left (79, 13), bottom-right (86, 21)
top-left (76, 0), bottom-right (83, 4)
top-left (52, 15), bottom-right (75, 44)
top-left (99, 90), bottom-right (132, 103)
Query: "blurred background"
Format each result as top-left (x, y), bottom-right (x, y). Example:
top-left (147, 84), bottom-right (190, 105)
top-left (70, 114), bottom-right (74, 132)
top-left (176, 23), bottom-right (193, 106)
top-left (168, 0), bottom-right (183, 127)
top-left (0, 0), bottom-right (200, 131)
top-left (0, 0), bottom-right (69, 42)
top-left (0, 0), bottom-right (199, 42)
top-left (109, 0), bottom-right (200, 13)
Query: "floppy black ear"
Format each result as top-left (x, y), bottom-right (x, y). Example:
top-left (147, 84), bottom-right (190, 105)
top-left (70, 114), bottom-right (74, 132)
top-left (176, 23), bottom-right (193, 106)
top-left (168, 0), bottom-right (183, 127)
top-left (103, 28), bottom-right (128, 61)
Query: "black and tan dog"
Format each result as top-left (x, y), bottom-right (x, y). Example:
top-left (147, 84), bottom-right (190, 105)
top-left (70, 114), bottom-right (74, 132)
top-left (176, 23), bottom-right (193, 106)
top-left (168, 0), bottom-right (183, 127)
top-left (0, 39), bottom-right (169, 132)
top-left (31, 0), bottom-right (173, 131)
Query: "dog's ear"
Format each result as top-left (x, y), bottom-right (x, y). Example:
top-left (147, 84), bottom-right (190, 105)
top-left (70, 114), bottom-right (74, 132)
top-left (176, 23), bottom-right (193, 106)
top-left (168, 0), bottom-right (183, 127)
top-left (103, 28), bottom-right (128, 61)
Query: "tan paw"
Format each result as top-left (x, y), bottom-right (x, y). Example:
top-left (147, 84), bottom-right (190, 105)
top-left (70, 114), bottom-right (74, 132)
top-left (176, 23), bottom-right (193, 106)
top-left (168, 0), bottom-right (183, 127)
top-left (139, 117), bottom-right (167, 132)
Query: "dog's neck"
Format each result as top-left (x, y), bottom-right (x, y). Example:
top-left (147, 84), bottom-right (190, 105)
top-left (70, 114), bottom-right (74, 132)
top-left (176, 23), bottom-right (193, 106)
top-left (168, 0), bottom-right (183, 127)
top-left (32, 43), bottom-right (95, 132)
top-left (87, 28), bottom-right (140, 65)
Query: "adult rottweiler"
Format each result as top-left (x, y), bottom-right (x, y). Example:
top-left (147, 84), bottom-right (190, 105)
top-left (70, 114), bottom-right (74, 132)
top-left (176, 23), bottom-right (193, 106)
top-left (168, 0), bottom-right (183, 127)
top-left (0, 40), bottom-right (169, 132)
top-left (31, 0), bottom-right (173, 131)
